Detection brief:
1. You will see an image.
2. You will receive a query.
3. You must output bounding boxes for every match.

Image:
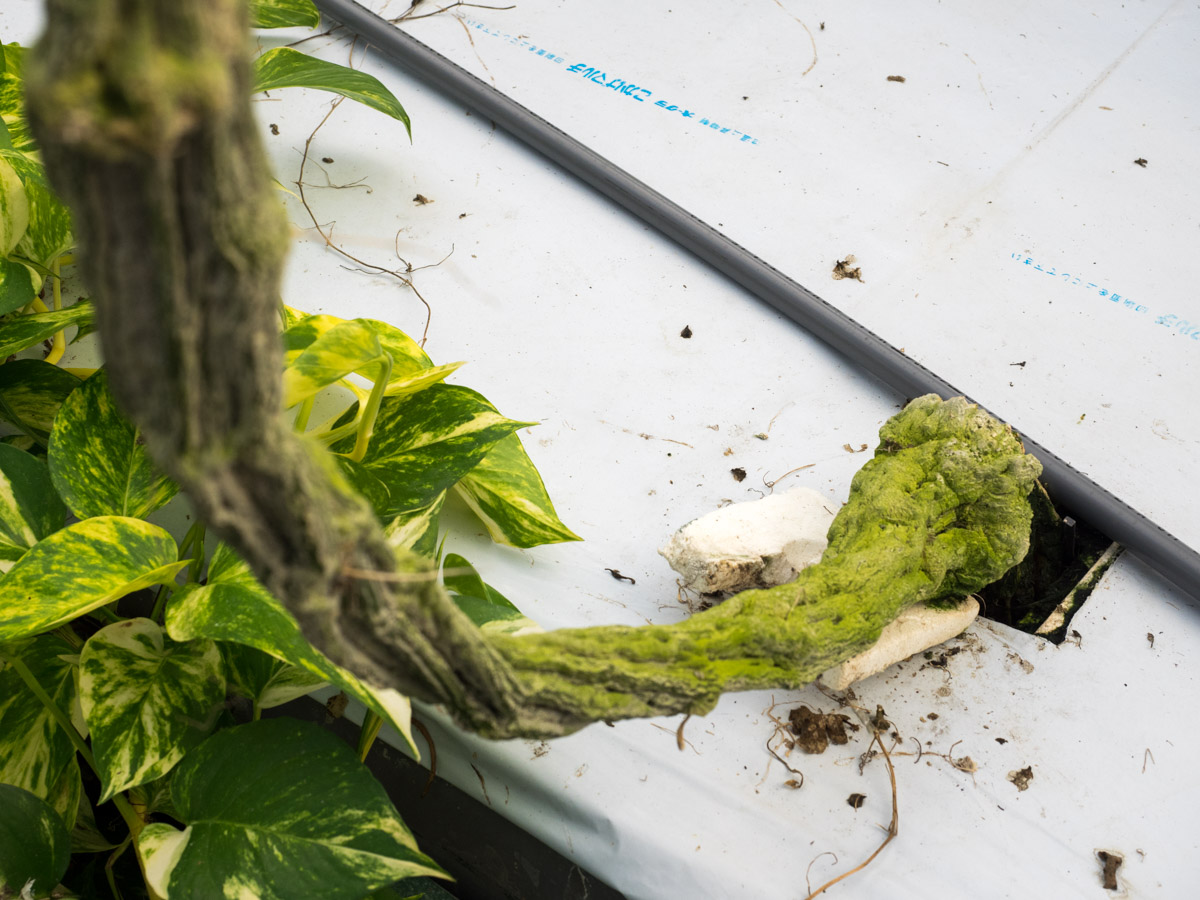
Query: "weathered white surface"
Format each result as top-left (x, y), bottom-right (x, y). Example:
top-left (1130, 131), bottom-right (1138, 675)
top-left (820, 597), bottom-right (980, 690)
top-left (657, 487), bottom-right (834, 593)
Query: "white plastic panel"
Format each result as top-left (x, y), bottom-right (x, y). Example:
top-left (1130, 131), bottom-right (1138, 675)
top-left (388, 0), bottom-right (1200, 554)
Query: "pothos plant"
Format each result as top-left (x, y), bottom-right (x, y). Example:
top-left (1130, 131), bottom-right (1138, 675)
top-left (0, 2), bottom-right (576, 898)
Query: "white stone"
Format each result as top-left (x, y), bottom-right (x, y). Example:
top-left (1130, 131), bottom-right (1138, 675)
top-left (658, 487), bottom-right (836, 594)
top-left (819, 597), bottom-right (980, 690)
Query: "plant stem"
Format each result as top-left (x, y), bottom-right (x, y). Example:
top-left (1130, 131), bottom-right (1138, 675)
top-left (1, 650), bottom-right (98, 772)
top-left (55, 624), bottom-right (84, 651)
top-left (357, 710), bottom-right (384, 762)
top-left (349, 355), bottom-right (391, 462)
top-left (44, 259), bottom-right (67, 365)
top-left (187, 523), bottom-right (206, 584)
top-left (292, 396), bottom-right (314, 433)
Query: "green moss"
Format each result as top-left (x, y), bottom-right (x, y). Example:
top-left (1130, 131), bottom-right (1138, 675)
top-left (482, 395), bottom-right (1042, 737)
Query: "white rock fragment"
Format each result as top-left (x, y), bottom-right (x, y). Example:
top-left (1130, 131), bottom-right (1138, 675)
top-left (819, 597), bottom-right (980, 691)
top-left (658, 487), bottom-right (835, 594)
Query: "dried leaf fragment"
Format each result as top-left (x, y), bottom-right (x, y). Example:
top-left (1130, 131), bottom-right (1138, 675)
top-left (1007, 765), bottom-right (1034, 791)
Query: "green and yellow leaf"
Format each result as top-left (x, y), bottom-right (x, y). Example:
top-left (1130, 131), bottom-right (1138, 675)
top-left (0, 634), bottom-right (78, 807)
top-left (282, 318), bottom-right (386, 408)
top-left (455, 432), bottom-right (581, 548)
top-left (0, 444), bottom-right (66, 572)
top-left (221, 642), bottom-right (326, 711)
top-left (253, 47), bottom-right (411, 134)
top-left (44, 757), bottom-right (81, 832)
top-left (0, 256), bottom-right (36, 316)
top-left (138, 719), bottom-right (444, 900)
top-left (80, 619), bottom-right (225, 802)
top-left (0, 300), bottom-right (92, 359)
top-left (443, 553), bottom-right (541, 636)
top-left (283, 313), bottom-right (432, 380)
top-left (0, 44), bottom-right (34, 154)
top-left (0, 517), bottom-right (186, 641)
top-left (47, 369), bottom-right (178, 519)
top-left (383, 360), bottom-right (463, 398)
top-left (383, 490), bottom-right (445, 559)
top-left (250, 0), bottom-right (321, 30)
top-left (12, 172), bottom-right (72, 269)
top-left (166, 543), bottom-right (417, 754)
top-left (0, 784), bottom-right (71, 899)
top-left (332, 384), bottom-right (531, 520)
top-left (0, 154), bottom-right (29, 256)
top-left (0, 358), bottom-right (81, 446)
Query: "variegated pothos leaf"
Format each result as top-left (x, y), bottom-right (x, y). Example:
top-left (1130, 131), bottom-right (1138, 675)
top-left (0, 633), bottom-right (78, 808)
top-left (443, 553), bottom-right (542, 636)
top-left (221, 642), bottom-right (326, 711)
top-left (0, 783), bottom-right (72, 898)
top-left (0, 358), bottom-right (80, 446)
top-left (383, 491), bottom-right (445, 559)
top-left (0, 517), bottom-right (186, 641)
top-left (250, 0), bottom-right (320, 29)
top-left (165, 543), bottom-right (417, 754)
top-left (281, 319), bottom-right (386, 408)
top-left (455, 432), bottom-right (581, 548)
top-left (138, 719), bottom-right (444, 900)
top-left (0, 443), bottom-right (66, 572)
top-left (253, 48), bottom-right (411, 133)
top-left (0, 154), bottom-right (29, 255)
top-left (80, 618), bottom-right (224, 802)
top-left (47, 369), bottom-right (178, 519)
top-left (332, 384), bottom-right (532, 520)
top-left (0, 301), bottom-right (92, 359)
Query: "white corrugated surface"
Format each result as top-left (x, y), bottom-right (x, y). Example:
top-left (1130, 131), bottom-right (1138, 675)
top-left (6, 1), bottom-right (1198, 896)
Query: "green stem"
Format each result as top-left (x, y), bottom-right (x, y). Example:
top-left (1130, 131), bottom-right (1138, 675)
top-left (357, 710), bottom-right (383, 762)
top-left (105, 836), bottom-right (131, 900)
top-left (292, 396), bottom-right (314, 433)
top-left (44, 259), bottom-right (66, 365)
top-left (2, 650), bottom-right (98, 774)
top-left (5, 650), bottom-right (147, 839)
top-left (349, 355), bottom-right (391, 462)
top-left (314, 418), bottom-right (360, 447)
top-left (91, 605), bottom-right (122, 625)
top-left (55, 625), bottom-right (84, 651)
top-left (187, 523), bottom-right (206, 584)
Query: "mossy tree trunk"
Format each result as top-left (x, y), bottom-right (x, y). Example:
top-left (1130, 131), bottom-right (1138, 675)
top-left (24, 0), bottom-right (1042, 739)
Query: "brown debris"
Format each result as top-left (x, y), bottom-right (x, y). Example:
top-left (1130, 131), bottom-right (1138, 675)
top-left (1007, 766), bottom-right (1034, 791)
top-left (324, 691), bottom-right (349, 718)
top-left (1097, 850), bottom-right (1123, 890)
top-left (789, 705), bottom-right (858, 754)
top-left (832, 255), bottom-right (864, 282)
top-left (731, 467), bottom-right (747, 482)
top-left (413, 193), bottom-right (433, 204)
top-left (886, 75), bottom-right (906, 83)
top-left (846, 792), bottom-right (867, 809)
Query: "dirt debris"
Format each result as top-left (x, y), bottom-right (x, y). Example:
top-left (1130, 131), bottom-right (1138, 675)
top-left (1007, 765), bottom-right (1034, 791)
top-left (789, 705), bottom-right (859, 754)
top-left (832, 255), bottom-right (864, 282)
top-left (1097, 850), bottom-right (1123, 890)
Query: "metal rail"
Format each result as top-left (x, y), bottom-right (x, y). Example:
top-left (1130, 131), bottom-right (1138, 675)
top-left (313, 0), bottom-right (1200, 604)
